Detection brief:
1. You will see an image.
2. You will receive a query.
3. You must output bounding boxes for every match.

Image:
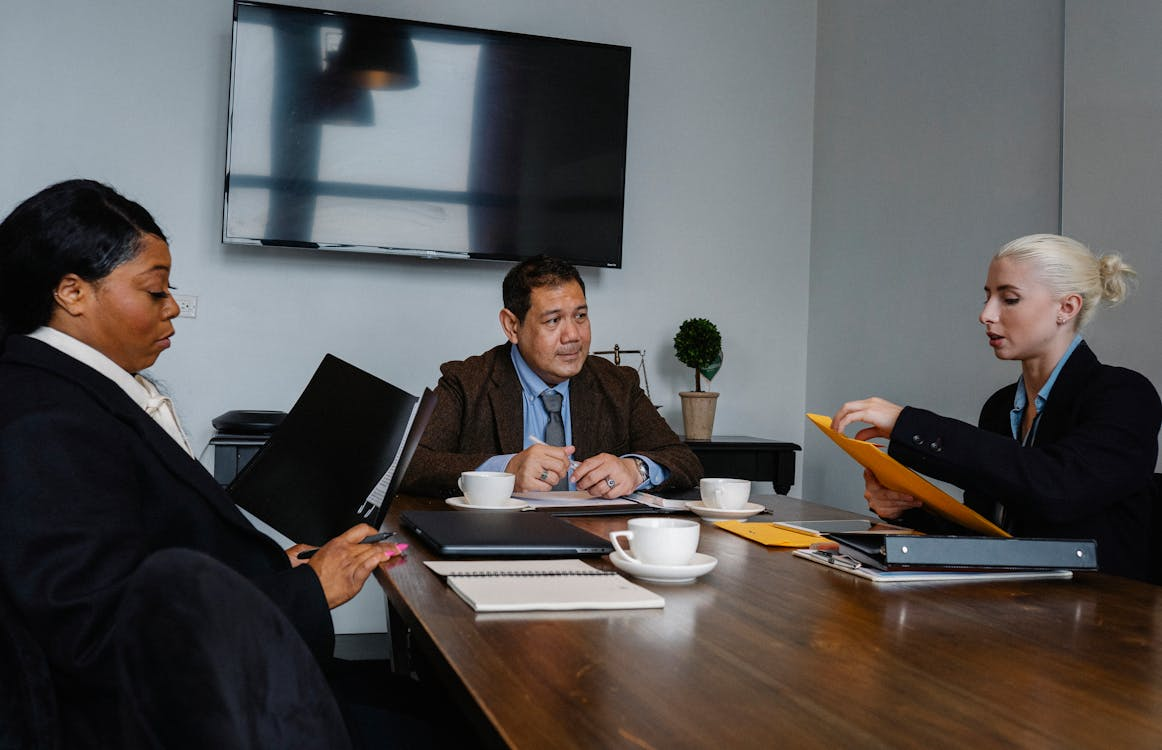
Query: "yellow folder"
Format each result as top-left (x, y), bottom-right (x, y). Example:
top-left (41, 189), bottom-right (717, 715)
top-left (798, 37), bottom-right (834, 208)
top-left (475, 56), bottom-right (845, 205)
top-left (714, 521), bottom-right (822, 547)
top-left (806, 413), bottom-right (1010, 538)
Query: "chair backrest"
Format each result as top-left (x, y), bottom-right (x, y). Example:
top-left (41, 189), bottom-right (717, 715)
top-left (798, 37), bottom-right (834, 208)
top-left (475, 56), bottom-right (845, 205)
top-left (1152, 473), bottom-right (1162, 586)
top-left (0, 588), bottom-right (59, 750)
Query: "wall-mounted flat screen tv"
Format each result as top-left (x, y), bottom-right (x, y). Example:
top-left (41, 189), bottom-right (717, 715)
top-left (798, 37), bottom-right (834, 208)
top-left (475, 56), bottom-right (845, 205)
top-left (223, 1), bottom-right (631, 268)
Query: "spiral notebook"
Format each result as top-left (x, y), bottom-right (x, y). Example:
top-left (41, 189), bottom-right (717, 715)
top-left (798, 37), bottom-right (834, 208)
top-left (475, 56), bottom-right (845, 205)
top-left (424, 559), bottom-right (665, 612)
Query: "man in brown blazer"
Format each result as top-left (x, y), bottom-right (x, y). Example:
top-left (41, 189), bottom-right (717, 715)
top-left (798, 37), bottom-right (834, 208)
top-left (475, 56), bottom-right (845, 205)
top-left (402, 256), bottom-right (702, 498)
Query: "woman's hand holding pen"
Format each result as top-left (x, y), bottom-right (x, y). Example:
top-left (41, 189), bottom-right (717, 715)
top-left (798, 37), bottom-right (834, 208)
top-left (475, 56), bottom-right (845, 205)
top-left (294, 524), bottom-right (408, 609)
top-left (831, 397), bottom-right (904, 440)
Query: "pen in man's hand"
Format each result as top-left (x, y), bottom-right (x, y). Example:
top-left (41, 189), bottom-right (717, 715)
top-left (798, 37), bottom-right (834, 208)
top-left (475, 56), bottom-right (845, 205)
top-left (527, 435), bottom-right (581, 472)
top-left (296, 531), bottom-right (396, 560)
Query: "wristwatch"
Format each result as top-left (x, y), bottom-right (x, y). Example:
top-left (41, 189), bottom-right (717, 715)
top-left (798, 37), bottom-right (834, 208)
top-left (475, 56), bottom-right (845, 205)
top-left (631, 457), bottom-right (649, 485)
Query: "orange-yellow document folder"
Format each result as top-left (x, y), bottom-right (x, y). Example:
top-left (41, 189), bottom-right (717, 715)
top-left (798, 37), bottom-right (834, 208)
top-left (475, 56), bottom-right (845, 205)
top-left (714, 521), bottom-right (821, 548)
top-left (806, 414), bottom-right (1009, 538)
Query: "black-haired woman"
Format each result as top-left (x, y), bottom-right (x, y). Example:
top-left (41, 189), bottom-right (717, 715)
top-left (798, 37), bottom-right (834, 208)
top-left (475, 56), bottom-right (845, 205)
top-left (0, 180), bottom-right (410, 747)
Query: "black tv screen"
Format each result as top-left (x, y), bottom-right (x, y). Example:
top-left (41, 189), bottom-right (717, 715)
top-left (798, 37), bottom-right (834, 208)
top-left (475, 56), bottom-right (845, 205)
top-left (223, 1), bottom-right (630, 267)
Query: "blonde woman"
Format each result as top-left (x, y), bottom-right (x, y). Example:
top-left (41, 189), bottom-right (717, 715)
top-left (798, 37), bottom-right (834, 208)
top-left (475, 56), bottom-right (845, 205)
top-left (833, 234), bottom-right (1161, 582)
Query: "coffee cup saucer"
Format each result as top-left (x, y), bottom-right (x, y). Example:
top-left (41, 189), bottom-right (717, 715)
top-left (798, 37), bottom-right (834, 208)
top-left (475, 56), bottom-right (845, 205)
top-left (609, 550), bottom-right (717, 584)
top-left (446, 496), bottom-right (530, 512)
top-left (685, 501), bottom-right (765, 520)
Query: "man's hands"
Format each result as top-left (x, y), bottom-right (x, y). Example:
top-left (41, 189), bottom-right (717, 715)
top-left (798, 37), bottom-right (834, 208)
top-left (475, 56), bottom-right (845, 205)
top-left (572, 454), bottom-right (640, 498)
top-left (506, 445), bottom-right (641, 498)
top-left (507, 444), bottom-right (576, 491)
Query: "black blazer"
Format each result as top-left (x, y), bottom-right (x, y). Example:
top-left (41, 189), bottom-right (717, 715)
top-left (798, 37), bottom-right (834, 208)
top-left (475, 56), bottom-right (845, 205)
top-left (888, 342), bottom-right (1161, 581)
top-left (0, 336), bottom-right (333, 744)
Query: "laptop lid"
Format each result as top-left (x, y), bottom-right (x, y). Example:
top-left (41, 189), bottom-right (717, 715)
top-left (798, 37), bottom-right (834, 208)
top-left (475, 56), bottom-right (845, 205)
top-left (401, 510), bottom-right (614, 557)
top-left (228, 354), bottom-right (434, 546)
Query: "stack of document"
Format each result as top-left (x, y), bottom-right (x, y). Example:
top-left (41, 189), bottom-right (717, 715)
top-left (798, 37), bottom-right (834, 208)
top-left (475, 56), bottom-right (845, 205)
top-left (794, 549), bottom-right (1075, 584)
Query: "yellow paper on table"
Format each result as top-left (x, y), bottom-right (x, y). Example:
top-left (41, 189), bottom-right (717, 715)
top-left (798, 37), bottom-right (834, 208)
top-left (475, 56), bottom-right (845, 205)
top-left (715, 521), bottom-right (821, 547)
top-left (806, 413), bottom-right (1010, 538)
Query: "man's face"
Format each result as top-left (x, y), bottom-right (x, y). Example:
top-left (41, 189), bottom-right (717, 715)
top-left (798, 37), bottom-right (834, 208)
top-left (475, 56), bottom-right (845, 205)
top-left (502, 280), bottom-right (591, 385)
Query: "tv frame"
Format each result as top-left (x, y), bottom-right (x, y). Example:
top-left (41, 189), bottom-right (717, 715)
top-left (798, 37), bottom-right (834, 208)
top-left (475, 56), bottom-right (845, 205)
top-left (222, 0), bottom-right (631, 268)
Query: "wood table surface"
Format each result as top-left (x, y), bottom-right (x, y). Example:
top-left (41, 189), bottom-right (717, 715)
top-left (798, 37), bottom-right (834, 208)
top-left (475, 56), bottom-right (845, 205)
top-left (375, 494), bottom-right (1162, 749)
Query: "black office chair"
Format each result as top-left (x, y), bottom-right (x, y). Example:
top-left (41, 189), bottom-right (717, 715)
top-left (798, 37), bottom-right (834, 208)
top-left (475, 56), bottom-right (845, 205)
top-left (1152, 473), bottom-right (1162, 586)
top-left (3, 549), bottom-right (352, 749)
top-left (116, 548), bottom-right (352, 749)
top-left (0, 587), bottom-right (59, 750)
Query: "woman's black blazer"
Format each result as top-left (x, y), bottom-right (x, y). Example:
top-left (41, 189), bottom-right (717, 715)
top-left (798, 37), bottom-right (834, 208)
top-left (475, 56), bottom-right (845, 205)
top-left (889, 341), bottom-right (1161, 581)
top-left (0, 335), bottom-right (333, 740)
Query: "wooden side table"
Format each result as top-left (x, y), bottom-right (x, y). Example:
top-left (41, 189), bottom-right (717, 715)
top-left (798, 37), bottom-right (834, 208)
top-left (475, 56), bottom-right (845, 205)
top-left (681, 435), bottom-right (801, 494)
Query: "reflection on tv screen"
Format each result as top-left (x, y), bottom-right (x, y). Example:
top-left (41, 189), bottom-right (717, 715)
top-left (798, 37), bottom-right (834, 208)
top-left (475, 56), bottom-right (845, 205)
top-left (224, 2), bottom-right (630, 267)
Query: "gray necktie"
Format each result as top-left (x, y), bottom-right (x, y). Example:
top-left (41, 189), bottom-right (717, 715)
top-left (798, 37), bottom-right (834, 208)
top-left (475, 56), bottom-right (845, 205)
top-left (540, 389), bottom-right (569, 489)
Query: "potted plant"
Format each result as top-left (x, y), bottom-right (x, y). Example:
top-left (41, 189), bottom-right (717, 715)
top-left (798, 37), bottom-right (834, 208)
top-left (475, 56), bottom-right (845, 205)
top-left (673, 318), bottom-right (723, 440)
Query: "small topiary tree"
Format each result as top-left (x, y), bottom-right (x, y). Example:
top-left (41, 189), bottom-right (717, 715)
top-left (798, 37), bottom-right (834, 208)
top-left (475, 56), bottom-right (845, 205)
top-left (673, 318), bottom-right (722, 392)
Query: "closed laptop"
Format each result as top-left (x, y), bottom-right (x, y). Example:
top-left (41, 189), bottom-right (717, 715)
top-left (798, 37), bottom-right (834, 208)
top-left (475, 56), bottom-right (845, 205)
top-left (401, 510), bottom-right (614, 557)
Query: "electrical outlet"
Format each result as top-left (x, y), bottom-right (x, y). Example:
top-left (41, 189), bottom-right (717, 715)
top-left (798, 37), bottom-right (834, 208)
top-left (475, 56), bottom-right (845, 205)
top-left (173, 294), bottom-right (198, 319)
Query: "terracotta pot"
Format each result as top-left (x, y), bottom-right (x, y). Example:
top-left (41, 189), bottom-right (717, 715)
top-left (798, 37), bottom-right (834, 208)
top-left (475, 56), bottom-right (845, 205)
top-left (679, 391), bottom-right (719, 440)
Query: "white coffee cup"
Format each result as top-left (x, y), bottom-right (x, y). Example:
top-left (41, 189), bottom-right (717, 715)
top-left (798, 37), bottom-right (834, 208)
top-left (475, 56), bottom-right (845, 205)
top-left (700, 478), bottom-right (751, 510)
top-left (610, 517), bottom-right (700, 566)
top-left (457, 471), bottom-right (516, 506)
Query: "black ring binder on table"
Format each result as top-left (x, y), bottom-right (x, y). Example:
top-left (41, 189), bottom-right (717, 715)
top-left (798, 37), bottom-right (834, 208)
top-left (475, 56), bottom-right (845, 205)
top-left (825, 533), bottom-right (1098, 572)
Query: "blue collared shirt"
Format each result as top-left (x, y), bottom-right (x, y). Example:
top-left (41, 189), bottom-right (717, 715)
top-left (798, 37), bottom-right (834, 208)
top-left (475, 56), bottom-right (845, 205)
top-left (1009, 334), bottom-right (1083, 445)
top-left (477, 347), bottom-right (668, 489)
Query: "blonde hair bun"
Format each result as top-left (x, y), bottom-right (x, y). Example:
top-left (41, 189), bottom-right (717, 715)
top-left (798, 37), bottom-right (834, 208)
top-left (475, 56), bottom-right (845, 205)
top-left (995, 234), bottom-right (1137, 329)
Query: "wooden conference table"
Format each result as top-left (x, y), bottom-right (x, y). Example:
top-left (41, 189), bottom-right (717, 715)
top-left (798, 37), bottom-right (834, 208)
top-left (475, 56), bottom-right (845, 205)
top-left (375, 494), bottom-right (1162, 749)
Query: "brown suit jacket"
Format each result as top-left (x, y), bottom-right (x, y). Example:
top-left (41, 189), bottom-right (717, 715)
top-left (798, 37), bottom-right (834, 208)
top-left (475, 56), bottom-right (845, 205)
top-left (402, 343), bottom-right (702, 496)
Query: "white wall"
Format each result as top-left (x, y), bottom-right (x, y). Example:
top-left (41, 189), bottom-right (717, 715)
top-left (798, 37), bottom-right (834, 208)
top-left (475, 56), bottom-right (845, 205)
top-left (805, 0), bottom-right (1065, 512)
top-left (0, 0), bottom-right (818, 632)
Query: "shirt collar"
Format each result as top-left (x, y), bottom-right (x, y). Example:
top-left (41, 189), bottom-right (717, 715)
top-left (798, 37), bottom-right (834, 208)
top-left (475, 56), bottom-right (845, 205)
top-left (1011, 334), bottom-right (1083, 432)
top-left (27, 326), bottom-right (154, 411)
top-left (510, 345), bottom-right (570, 400)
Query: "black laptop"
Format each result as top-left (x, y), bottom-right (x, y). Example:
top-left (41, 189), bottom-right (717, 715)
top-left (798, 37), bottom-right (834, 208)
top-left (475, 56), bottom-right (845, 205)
top-left (401, 510), bottom-right (614, 557)
top-left (228, 353), bottom-right (436, 546)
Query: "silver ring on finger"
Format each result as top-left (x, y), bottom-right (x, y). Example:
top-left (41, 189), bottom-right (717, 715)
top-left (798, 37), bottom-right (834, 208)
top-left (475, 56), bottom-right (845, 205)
top-left (540, 471), bottom-right (549, 482)
top-left (606, 478), bottom-right (616, 489)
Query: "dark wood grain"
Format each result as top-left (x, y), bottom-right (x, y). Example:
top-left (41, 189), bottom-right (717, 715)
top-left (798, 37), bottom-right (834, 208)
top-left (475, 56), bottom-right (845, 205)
top-left (375, 495), bottom-right (1162, 749)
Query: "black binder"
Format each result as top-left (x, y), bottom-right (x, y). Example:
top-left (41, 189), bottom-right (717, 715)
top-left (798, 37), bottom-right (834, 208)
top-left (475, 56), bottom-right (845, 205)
top-left (228, 354), bottom-right (435, 546)
top-left (826, 533), bottom-right (1098, 572)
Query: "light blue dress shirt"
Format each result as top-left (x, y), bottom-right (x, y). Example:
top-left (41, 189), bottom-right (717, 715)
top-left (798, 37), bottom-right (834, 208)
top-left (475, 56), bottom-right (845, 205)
top-left (1009, 334), bottom-right (1083, 445)
top-left (477, 347), bottom-right (668, 489)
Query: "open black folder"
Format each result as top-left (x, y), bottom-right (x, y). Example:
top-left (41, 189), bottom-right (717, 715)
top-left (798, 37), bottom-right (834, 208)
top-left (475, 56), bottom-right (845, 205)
top-left (825, 532), bottom-right (1098, 572)
top-left (228, 354), bottom-right (435, 546)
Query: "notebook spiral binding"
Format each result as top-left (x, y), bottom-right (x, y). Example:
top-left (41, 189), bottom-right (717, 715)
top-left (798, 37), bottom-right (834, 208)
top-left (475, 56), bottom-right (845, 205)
top-left (449, 570), bottom-right (617, 577)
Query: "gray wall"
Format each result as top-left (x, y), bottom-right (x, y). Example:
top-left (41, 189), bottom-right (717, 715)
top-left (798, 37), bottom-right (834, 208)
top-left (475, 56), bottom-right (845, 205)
top-left (1061, 0), bottom-right (1162, 387)
top-left (7, 0), bottom-right (1161, 634)
top-left (0, 0), bottom-right (818, 632)
top-left (806, 0), bottom-right (1065, 511)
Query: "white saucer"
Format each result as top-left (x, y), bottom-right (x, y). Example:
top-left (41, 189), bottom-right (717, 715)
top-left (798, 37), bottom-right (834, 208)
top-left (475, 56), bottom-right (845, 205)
top-left (685, 501), bottom-right (765, 520)
top-left (609, 551), bottom-right (718, 584)
top-left (446, 496), bottom-right (530, 512)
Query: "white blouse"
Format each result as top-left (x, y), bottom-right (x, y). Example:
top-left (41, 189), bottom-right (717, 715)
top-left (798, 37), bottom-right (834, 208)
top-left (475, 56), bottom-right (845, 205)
top-left (28, 327), bottom-right (194, 457)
